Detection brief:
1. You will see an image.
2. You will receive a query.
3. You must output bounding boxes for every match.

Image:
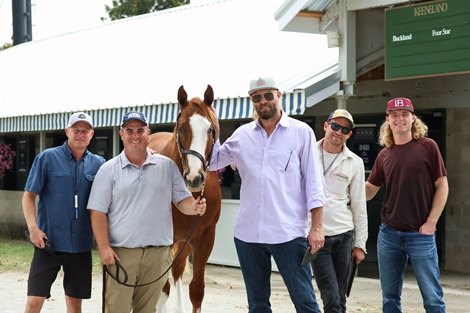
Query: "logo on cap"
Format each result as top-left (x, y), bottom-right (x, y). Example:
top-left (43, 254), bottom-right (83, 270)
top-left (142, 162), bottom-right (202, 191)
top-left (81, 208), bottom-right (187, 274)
top-left (386, 97), bottom-right (414, 113)
top-left (120, 111), bottom-right (148, 129)
top-left (127, 113), bottom-right (142, 119)
top-left (392, 99), bottom-right (405, 108)
top-left (248, 76), bottom-right (278, 95)
top-left (68, 112), bottom-right (93, 128)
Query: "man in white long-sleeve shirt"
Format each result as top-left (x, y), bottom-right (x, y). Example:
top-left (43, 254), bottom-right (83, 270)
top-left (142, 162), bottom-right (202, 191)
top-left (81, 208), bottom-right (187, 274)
top-left (311, 109), bottom-right (368, 313)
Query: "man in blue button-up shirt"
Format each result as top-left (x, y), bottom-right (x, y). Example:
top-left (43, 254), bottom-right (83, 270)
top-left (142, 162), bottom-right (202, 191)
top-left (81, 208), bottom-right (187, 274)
top-left (22, 112), bottom-right (105, 313)
top-left (209, 77), bottom-right (326, 313)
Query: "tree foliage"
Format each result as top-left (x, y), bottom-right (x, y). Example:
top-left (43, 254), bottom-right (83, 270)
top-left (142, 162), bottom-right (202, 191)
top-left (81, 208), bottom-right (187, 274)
top-left (0, 43), bottom-right (13, 51)
top-left (104, 0), bottom-right (190, 21)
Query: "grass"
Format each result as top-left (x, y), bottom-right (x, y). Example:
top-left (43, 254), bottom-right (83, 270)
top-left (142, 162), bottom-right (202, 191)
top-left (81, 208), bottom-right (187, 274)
top-left (0, 238), bottom-right (102, 273)
top-left (0, 238), bottom-right (33, 272)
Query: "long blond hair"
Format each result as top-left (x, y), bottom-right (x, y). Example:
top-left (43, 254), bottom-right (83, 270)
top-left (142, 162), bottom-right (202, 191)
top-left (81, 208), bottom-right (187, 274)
top-left (378, 115), bottom-right (428, 148)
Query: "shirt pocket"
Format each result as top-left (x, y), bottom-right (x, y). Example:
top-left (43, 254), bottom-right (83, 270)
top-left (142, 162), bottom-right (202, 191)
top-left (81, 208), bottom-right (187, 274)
top-left (268, 149), bottom-right (297, 172)
top-left (329, 172), bottom-right (350, 195)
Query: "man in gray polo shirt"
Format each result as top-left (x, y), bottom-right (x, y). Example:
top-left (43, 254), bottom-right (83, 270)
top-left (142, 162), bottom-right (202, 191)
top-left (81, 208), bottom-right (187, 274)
top-left (87, 111), bottom-right (206, 313)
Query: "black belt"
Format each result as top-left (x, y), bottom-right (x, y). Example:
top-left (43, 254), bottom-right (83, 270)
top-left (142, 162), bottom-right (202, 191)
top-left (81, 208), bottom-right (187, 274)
top-left (115, 245), bottom-right (167, 249)
top-left (142, 245), bottom-right (166, 249)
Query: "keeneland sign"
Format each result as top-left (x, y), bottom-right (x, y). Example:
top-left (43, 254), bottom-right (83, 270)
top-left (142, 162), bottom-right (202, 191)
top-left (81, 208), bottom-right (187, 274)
top-left (414, 2), bottom-right (448, 16)
top-left (385, 0), bottom-right (470, 80)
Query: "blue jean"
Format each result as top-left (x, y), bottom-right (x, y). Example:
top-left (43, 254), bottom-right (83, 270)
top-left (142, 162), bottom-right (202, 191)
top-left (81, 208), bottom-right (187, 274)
top-left (234, 237), bottom-right (321, 313)
top-left (378, 223), bottom-right (445, 313)
top-left (311, 230), bottom-right (353, 313)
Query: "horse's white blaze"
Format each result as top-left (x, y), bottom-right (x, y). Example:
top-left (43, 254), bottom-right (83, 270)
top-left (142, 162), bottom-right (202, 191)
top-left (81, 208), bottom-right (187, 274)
top-left (187, 113), bottom-right (211, 180)
top-left (156, 291), bottom-right (169, 313)
top-left (175, 277), bottom-right (186, 313)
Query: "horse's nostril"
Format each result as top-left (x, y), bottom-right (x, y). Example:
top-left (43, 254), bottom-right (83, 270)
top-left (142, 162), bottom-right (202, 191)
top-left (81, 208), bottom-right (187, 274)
top-left (184, 173), bottom-right (205, 189)
top-left (193, 174), bottom-right (202, 186)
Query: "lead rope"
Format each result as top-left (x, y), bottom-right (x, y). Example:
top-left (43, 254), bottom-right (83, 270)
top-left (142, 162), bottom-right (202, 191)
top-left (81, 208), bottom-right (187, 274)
top-left (102, 124), bottom-right (211, 311)
top-left (102, 266), bottom-right (106, 313)
top-left (101, 223), bottom-right (199, 312)
top-left (102, 136), bottom-right (205, 311)
top-left (102, 215), bottom-right (201, 289)
top-left (176, 130), bottom-right (188, 173)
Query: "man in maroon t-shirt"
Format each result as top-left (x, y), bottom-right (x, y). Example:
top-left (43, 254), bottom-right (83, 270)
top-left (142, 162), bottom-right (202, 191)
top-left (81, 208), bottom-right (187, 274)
top-left (365, 97), bottom-right (448, 313)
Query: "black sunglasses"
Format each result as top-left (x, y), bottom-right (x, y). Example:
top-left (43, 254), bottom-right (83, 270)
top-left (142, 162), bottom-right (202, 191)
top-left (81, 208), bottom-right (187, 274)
top-left (329, 122), bottom-right (351, 135)
top-left (252, 92), bottom-right (274, 103)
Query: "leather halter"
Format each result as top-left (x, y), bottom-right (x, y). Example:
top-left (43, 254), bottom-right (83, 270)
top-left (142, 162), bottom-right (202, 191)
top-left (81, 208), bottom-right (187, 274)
top-left (175, 112), bottom-right (216, 193)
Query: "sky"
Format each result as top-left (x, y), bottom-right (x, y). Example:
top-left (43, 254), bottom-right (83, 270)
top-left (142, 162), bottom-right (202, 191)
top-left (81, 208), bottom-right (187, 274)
top-left (0, 0), bottom-right (338, 117)
top-left (0, 0), bottom-right (112, 44)
top-left (1, 0), bottom-right (253, 43)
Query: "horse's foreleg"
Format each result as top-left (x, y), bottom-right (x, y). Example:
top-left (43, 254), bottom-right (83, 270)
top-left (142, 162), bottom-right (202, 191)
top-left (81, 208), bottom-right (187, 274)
top-left (175, 276), bottom-right (186, 313)
top-left (156, 279), bottom-right (171, 313)
top-left (172, 241), bottom-right (193, 313)
top-left (189, 226), bottom-right (216, 313)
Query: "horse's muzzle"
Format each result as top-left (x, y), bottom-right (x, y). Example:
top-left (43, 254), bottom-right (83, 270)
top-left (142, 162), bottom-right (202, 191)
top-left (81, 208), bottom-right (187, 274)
top-left (184, 171), bottom-right (206, 192)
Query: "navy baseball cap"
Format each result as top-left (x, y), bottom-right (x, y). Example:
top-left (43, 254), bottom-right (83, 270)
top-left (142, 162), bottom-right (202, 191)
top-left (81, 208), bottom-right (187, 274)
top-left (120, 111), bottom-right (148, 129)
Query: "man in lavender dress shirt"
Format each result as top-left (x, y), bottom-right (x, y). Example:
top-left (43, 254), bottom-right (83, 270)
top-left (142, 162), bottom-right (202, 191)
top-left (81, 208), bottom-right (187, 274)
top-left (209, 77), bottom-right (326, 313)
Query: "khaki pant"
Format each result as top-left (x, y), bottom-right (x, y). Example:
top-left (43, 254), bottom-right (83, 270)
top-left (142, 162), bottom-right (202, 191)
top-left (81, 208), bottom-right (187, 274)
top-left (104, 246), bottom-right (171, 313)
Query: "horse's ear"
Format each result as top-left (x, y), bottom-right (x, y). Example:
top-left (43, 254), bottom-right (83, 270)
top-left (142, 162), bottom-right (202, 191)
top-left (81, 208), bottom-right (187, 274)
top-left (178, 85), bottom-right (188, 106)
top-left (204, 85), bottom-right (214, 106)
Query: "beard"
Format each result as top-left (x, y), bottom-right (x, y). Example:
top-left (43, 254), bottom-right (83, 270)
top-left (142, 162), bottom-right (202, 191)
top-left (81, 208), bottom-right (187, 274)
top-left (255, 104), bottom-right (278, 120)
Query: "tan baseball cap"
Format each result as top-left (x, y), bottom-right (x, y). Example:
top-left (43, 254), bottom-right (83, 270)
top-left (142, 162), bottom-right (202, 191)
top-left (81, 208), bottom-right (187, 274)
top-left (327, 109), bottom-right (355, 128)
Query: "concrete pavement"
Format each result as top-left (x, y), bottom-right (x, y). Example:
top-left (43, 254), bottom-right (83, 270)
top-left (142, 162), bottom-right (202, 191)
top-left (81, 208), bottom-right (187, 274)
top-left (1, 263), bottom-right (469, 312)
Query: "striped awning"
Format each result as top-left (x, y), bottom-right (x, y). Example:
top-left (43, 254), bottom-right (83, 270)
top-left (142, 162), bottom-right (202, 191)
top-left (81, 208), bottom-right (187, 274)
top-left (0, 91), bottom-right (305, 133)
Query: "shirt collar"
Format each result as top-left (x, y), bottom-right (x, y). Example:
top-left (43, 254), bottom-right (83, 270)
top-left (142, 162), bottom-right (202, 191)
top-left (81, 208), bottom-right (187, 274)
top-left (119, 150), bottom-right (157, 168)
top-left (252, 110), bottom-right (289, 130)
top-left (62, 141), bottom-right (88, 161)
top-left (317, 138), bottom-right (355, 159)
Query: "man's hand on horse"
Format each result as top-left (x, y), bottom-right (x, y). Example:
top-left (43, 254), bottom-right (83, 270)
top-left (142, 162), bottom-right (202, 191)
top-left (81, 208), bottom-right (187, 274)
top-left (194, 196), bottom-right (207, 216)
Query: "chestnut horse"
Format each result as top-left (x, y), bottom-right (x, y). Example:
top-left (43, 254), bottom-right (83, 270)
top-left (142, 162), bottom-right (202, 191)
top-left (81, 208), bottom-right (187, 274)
top-left (148, 85), bottom-right (222, 313)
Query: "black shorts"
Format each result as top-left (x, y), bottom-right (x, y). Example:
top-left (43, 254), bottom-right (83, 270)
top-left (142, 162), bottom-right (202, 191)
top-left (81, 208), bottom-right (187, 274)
top-left (27, 248), bottom-right (92, 299)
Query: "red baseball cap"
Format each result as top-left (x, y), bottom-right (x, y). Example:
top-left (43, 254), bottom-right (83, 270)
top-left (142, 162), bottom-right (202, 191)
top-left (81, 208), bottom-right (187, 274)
top-left (386, 97), bottom-right (414, 113)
